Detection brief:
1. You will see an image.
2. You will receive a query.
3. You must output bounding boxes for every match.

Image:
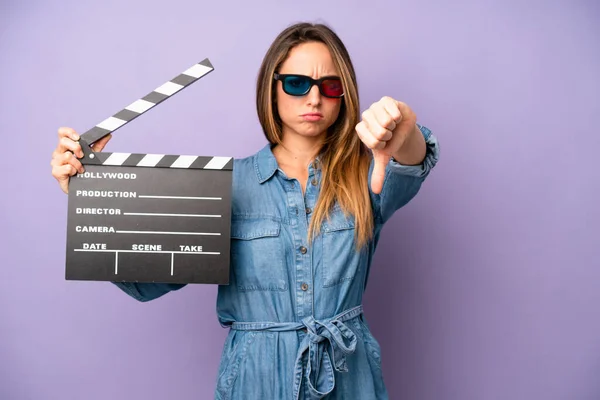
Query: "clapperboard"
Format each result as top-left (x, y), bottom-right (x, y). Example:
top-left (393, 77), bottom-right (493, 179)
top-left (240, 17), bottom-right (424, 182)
top-left (65, 58), bottom-right (233, 285)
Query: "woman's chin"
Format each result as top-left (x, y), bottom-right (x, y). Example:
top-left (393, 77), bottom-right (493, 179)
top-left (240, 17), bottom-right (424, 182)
top-left (295, 125), bottom-right (328, 138)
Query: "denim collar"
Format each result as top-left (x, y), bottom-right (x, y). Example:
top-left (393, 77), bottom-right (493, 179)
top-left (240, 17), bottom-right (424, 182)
top-left (254, 143), bottom-right (322, 184)
top-left (254, 143), bottom-right (279, 184)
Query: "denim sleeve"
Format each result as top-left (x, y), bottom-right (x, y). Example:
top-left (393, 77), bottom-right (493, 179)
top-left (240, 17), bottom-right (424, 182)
top-left (370, 123), bottom-right (440, 225)
top-left (111, 282), bottom-right (187, 302)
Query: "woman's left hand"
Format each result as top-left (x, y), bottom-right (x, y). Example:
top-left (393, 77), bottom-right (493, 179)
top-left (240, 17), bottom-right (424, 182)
top-left (355, 96), bottom-right (423, 194)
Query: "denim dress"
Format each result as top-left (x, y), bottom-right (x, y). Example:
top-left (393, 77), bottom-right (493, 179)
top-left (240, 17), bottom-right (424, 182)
top-left (114, 125), bottom-right (439, 399)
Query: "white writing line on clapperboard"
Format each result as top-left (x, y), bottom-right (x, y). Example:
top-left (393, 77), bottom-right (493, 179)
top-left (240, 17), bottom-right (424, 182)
top-left (115, 231), bottom-right (220, 235)
top-left (123, 213), bottom-right (221, 218)
top-left (138, 195), bottom-right (222, 200)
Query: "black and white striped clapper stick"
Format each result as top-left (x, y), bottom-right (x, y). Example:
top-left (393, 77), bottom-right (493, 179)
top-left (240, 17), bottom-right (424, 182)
top-left (66, 57), bottom-right (234, 286)
top-left (78, 58), bottom-right (216, 164)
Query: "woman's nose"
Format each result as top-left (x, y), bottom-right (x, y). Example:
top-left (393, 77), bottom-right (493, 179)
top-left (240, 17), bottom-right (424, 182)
top-left (306, 84), bottom-right (322, 105)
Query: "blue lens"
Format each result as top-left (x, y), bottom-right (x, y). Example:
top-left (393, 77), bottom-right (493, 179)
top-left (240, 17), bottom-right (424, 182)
top-left (283, 76), bottom-right (310, 95)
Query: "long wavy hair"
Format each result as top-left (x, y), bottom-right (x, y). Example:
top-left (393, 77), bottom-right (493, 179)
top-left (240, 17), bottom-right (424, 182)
top-left (256, 22), bottom-right (373, 249)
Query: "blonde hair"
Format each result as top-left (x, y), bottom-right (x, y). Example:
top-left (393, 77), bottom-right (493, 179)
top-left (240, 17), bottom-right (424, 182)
top-left (256, 22), bottom-right (373, 249)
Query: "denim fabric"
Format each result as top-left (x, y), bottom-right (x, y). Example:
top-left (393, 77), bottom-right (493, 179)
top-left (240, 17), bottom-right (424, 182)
top-left (114, 125), bottom-right (439, 399)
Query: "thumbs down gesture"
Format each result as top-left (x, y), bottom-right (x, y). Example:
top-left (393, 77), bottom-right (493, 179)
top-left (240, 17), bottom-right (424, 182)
top-left (355, 96), bottom-right (426, 194)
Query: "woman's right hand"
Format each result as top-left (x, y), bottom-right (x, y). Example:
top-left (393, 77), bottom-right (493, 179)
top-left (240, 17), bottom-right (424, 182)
top-left (51, 127), bottom-right (112, 194)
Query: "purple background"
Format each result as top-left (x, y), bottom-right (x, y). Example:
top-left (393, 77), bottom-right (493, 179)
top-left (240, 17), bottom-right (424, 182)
top-left (1, 1), bottom-right (599, 399)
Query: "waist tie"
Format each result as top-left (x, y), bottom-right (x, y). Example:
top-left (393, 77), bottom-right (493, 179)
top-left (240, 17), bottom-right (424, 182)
top-left (230, 305), bottom-right (363, 400)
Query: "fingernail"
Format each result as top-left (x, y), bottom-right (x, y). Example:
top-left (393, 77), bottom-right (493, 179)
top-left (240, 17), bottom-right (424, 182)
top-left (72, 134), bottom-right (79, 140)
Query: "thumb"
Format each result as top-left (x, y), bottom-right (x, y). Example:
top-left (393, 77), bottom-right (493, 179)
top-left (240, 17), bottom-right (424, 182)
top-left (371, 150), bottom-right (390, 195)
top-left (59, 176), bottom-right (70, 194)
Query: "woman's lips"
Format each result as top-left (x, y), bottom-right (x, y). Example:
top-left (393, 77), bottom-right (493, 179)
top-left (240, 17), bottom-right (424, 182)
top-left (301, 113), bottom-right (323, 121)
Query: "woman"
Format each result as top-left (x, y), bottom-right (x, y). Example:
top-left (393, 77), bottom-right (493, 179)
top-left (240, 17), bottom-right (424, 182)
top-left (51, 22), bottom-right (439, 400)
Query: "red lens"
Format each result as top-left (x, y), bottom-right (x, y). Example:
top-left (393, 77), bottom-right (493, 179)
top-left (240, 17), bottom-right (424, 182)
top-left (320, 79), bottom-right (343, 97)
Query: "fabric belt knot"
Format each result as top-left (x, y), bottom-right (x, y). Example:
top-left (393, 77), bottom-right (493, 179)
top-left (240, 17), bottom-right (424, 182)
top-left (229, 305), bottom-right (363, 400)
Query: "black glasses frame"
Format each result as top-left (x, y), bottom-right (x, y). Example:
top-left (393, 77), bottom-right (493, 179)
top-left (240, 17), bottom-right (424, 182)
top-left (273, 73), bottom-right (344, 98)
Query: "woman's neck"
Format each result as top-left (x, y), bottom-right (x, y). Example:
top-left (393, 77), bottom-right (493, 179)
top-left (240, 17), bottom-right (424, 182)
top-left (273, 132), bottom-right (324, 169)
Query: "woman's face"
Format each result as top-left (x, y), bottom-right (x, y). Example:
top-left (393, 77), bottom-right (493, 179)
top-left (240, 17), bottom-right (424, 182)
top-left (275, 41), bottom-right (343, 141)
